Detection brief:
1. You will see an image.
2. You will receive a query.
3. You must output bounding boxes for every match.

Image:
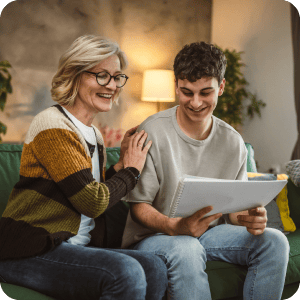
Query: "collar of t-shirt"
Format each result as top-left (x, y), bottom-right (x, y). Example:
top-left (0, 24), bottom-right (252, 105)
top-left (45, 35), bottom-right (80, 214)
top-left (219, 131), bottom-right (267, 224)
top-left (60, 106), bottom-right (100, 183)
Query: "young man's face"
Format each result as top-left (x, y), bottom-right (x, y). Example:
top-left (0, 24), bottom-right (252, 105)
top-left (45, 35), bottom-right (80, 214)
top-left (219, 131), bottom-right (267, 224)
top-left (175, 76), bottom-right (225, 126)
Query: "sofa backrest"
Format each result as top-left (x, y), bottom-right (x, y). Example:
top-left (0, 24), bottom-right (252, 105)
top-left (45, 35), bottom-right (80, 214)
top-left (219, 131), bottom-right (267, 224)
top-left (0, 144), bottom-right (23, 217)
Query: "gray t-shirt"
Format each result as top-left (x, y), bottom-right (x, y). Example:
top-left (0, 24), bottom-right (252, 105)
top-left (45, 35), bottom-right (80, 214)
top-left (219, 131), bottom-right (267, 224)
top-left (121, 106), bottom-right (248, 249)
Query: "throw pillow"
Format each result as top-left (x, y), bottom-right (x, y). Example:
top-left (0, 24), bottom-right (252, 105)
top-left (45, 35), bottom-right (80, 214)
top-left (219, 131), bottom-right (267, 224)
top-left (276, 185), bottom-right (296, 232)
top-left (247, 173), bottom-right (295, 233)
top-left (286, 160), bottom-right (300, 187)
top-left (245, 143), bottom-right (258, 173)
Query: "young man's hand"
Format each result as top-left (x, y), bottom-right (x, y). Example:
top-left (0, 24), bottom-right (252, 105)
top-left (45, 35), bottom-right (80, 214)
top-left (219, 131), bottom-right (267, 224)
top-left (235, 207), bottom-right (268, 235)
top-left (170, 206), bottom-right (222, 237)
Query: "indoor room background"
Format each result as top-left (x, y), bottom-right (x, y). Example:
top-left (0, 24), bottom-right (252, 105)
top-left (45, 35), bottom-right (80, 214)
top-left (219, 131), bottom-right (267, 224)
top-left (0, 0), bottom-right (297, 173)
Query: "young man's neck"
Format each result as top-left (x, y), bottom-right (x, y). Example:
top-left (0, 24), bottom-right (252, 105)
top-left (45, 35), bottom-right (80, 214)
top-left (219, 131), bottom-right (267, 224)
top-left (176, 106), bottom-right (213, 141)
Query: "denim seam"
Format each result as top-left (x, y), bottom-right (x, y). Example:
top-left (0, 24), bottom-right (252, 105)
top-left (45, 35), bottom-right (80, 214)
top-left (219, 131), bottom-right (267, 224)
top-left (249, 258), bottom-right (259, 300)
top-left (205, 247), bottom-right (252, 252)
top-left (0, 275), bottom-right (7, 283)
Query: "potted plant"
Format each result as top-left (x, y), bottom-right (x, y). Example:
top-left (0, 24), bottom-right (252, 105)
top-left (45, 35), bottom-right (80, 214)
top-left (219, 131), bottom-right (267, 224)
top-left (213, 47), bottom-right (266, 130)
top-left (0, 60), bottom-right (12, 142)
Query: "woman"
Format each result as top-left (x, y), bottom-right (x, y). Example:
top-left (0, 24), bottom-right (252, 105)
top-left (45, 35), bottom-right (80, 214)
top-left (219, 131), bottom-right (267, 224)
top-left (0, 35), bottom-right (168, 300)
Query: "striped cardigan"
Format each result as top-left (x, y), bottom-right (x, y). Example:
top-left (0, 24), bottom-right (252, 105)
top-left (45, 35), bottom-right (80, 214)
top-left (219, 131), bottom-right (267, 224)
top-left (0, 105), bottom-right (136, 260)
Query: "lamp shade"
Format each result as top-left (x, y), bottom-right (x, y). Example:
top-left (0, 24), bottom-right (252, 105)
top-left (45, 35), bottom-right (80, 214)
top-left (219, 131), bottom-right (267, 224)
top-left (142, 70), bottom-right (175, 102)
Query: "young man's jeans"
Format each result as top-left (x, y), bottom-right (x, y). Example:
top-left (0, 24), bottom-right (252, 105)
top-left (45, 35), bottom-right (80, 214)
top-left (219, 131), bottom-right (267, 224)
top-left (134, 224), bottom-right (290, 300)
top-left (0, 242), bottom-right (168, 300)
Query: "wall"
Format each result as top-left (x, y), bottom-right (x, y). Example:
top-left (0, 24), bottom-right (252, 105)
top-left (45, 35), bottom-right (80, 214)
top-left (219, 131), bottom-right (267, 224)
top-left (211, 0), bottom-right (297, 172)
top-left (0, 0), bottom-right (212, 144)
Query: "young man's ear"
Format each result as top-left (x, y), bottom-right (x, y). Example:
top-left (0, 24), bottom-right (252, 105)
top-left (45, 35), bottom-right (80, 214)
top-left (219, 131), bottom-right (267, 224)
top-left (175, 79), bottom-right (179, 95)
top-left (218, 78), bottom-right (226, 96)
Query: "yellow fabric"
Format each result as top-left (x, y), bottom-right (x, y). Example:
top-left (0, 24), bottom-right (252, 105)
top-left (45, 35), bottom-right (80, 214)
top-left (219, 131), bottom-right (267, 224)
top-left (247, 173), bottom-right (295, 232)
top-left (247, 172), bottom-right (288, 179)
top-left (247, 172), bottom-right (266, 177)
top-left (276, 186), bottom-right (296, 232)
top-left (277, 174), bottom-right (288, 180)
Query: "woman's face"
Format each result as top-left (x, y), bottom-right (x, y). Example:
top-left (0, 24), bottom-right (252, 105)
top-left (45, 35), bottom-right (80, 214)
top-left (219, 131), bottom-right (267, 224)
top-left (75, 55), bottom-right (122, 115)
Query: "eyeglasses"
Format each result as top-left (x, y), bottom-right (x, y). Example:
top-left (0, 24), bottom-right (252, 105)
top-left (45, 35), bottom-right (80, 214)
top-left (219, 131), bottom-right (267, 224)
top-left (84, 71), bottom-right (129, 88)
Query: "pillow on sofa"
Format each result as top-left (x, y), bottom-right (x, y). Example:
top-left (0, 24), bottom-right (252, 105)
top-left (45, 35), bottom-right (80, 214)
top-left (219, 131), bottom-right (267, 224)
top-left (276, 185), bottom-right (296, 232)
top-left (247, 173), bottom-right (295, 233)
top-left (245, 143), bottom-right (257, 173)
top-left (286, 160), bottom-right (300, 187)
top-left (287, 178), bottom-right (300, 228)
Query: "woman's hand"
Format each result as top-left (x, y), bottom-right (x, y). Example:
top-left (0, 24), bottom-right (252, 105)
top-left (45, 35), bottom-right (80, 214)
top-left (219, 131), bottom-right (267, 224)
top-left (114, 125), bottom-right (138, 172)
top-left (123, 130), bottom-right (152, 173)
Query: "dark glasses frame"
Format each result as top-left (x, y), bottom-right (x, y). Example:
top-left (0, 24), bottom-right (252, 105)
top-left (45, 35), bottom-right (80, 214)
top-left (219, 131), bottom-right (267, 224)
top-left (84, 71), bottom-right (129, 88)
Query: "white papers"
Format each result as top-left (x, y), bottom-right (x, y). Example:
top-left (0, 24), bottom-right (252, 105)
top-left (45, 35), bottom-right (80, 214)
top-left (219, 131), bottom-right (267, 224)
top-left (169, 175), bottom-right (287, 218)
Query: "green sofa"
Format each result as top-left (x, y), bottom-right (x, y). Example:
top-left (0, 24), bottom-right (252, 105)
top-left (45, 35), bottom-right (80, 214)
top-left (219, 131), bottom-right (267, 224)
top-left (1, 143), bottom-right (300, 300)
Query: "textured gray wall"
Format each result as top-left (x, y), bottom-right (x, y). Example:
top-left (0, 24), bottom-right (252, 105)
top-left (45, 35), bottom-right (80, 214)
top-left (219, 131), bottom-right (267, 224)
top-left (0, 0), bottom-right (212, 143)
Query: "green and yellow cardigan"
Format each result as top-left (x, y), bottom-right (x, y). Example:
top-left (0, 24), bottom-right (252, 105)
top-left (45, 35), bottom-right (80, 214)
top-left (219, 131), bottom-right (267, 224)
top-left (0, 105), bottom-right (136, 260)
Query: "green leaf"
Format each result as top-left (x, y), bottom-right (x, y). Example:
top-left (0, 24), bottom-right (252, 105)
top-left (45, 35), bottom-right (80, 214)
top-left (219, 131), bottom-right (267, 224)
top-left (0, 92), bottom-right (7, 111)
top-left (0, 68), bottom-right (8, 74)
top-left (0, 121), bottom-right (7, 135)
top-left (0, 61), bottom-right (11, 68)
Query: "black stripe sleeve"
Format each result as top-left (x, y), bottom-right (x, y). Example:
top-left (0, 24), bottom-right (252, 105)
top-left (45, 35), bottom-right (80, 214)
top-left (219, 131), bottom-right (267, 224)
top-left (105, 165), bottom-right (117, 181)
top-left (104, 168), bottom-right (136, 210)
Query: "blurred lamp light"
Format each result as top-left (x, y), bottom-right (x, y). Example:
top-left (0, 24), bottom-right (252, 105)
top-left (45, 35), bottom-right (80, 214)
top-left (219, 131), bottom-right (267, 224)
top-left (142, 70), bottom-right (175, 111)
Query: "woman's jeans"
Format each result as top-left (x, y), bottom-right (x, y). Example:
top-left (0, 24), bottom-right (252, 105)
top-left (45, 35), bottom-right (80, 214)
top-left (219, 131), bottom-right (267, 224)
top-left (0, 242), bottom-right (168, 300)
top-left (134, 224), bottom-right (290, 300)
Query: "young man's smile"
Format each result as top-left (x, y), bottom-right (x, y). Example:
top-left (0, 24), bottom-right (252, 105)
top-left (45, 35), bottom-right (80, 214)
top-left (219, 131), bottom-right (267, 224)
top-left (175, 76), bottom-right (225, 140)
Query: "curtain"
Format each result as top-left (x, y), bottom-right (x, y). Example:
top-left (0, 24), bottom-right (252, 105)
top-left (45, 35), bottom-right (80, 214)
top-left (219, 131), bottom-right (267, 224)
top-left (291, 4), bottom-right (300, 160)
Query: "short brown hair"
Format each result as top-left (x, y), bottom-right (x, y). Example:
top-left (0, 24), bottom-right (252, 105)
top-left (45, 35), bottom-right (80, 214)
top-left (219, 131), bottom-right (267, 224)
top-left (173, 42), bottom-right (227, 86)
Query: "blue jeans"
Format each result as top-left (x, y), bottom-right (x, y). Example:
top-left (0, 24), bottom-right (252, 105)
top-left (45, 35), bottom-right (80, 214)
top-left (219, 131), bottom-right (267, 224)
top-left (0, 242), bottom-right (168, 300)
top-left (134, 224), bottom-right (290, 300)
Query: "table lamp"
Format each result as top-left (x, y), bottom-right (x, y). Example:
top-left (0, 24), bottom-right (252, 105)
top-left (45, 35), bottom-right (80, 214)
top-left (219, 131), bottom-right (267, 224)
top-left (141, 69), bottom-right (175, 112)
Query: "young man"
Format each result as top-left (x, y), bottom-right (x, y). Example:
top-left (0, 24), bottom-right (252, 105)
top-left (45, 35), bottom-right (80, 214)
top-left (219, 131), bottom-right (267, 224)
top-left (122, 42), bottom-right (289, 299)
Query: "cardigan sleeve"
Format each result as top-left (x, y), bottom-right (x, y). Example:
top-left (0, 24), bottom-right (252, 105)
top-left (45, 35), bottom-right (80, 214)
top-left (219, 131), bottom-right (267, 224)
top-left (28, 126), bottom-right (136, 218)
top-left (104, 166), bottom-right (140, 210)
top-left (105, 165), bottom-right (117, 181)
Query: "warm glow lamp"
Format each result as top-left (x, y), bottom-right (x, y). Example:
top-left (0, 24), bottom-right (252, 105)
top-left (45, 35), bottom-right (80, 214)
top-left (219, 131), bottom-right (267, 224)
top-left (141, 69), bottom-right (175, 111)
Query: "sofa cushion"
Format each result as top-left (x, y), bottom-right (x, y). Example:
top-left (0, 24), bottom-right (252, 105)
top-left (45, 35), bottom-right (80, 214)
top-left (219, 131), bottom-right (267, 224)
top-left (245, 143), bottom-right (257, 173)
top-left (106, 147), bottom-right (122, 170)
top-left (0, 144), bottom-right (23, 217)
top-left (285, 229), bottom-right (300, 285)
top-left (1, 283), bottom-right (55, 300)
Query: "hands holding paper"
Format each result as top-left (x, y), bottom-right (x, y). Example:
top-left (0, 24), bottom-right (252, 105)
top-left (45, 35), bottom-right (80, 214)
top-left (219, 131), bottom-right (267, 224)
top-left (230, 207), bottom-right (268, 235)
top-left (172, 206), bottom-right (267, 237)
top-left (130, 203), bottom-right (267, 239)
top-left (171, 206), bottom-right (222, 237)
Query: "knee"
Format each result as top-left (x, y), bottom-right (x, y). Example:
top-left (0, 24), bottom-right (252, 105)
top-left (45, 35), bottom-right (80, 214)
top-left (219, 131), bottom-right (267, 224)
top-left (141, 252), bottom-right (168, 283)
top-left (258, 228), bottom-right (290, 263)
top-left (168, 236), bottom-right (206, 269)
top-left (136, 252), bottom-right (168, 295)
top-left (111, 256), bottom-right (147, 291)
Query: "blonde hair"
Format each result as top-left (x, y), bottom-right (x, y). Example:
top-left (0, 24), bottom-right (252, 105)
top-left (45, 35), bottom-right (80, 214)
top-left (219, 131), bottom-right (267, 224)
top-left (51, 35), bottom-right (128, 106)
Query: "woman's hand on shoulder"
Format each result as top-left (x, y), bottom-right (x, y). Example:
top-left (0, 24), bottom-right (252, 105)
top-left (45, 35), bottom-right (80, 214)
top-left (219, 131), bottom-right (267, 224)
top-left (123, 130), bottom-right (152, 173)
top-left (114, 125), bottom-right (138, 171)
